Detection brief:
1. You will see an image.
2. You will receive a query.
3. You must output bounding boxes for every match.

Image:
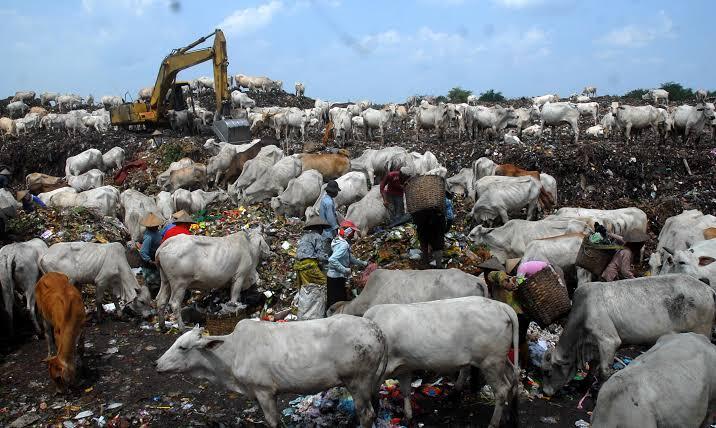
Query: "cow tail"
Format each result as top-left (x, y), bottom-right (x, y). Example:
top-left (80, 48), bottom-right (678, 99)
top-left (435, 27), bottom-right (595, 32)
top-left (0, 252), bottom-right (16, 309)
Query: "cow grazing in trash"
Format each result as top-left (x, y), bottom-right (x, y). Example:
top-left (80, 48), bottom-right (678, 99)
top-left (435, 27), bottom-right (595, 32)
top-left (541, 275), bottom-right (715, 396)
top-left (156, 317), bottom-right (387, 428)
top-left (329, 268), bottom-right (488, 316)
top-left (365, 297), bottom-right (519, 428)
top-left (39, 242), bottom-right (152, 321)
top-left (155, 228), bottom-right (271, 328)
top-left (590, 332), bottom-right (716, 428)
top-left (0, 238), bottom-right (48, 335)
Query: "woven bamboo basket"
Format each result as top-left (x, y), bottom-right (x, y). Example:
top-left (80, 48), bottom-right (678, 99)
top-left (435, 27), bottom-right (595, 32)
top-left (206, 311), bottom-right (248, 335)
top-left (516, 266), bottom-right (571, 327)
top-left (404, 175), bottom-right (446, 214)
top-left (575, 236), bottom-right (621, 276)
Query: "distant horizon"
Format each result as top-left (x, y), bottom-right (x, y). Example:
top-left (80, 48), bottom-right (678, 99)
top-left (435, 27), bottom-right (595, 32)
top-left (1, 0), bottom-right (713, 105)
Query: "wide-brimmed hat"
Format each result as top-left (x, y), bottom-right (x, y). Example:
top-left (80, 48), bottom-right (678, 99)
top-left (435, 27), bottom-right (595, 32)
top-left (172, 210), bottom-right (195, 224)
top-left (506, 258), bottom-right (522, 274)
top-left (477, 257), bottom-right (504, 272)
top-left (325, 180), bottom-right (341, 195)
top-left (624, 230), bottom-right (649, 244)
top-left (16, 190), bottom-right (28, 201)
top-left (140, 213), bottom-right (163, 228)
top-left (151, 129), bottom-right (163, 136)
top-left (0, 168), bottom-right (11, 175)
top-left (304, 216), bottom-right (330, 230)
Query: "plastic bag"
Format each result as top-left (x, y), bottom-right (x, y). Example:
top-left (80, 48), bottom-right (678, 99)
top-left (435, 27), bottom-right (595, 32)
top-left (294, 283), bottom-right (326, 320)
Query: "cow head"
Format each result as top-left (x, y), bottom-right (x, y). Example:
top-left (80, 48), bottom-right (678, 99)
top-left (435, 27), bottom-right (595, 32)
top-left (46, 356), bottom-right (76, 390)
top-left (696, 103), bottom-right (716, 122)
top-left (249, 226), bottom-right (272, 259)
top-left (672, 247), bottom-right (715, 285)
top-left (156, 326), bottom-right (225, 378)
top-left (467, 225), bottom-right (494, 243)
top-left (540, 349), bottom-right (576, 396)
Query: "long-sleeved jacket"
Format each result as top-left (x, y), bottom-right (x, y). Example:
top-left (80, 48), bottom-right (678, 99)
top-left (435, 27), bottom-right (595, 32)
top-left (140, 229), bottom-right (162, 263)
top-left (327, 236), bottom-right (365, 278)
top-left (295, 231), bottom-right (329, 263)
top-left (319, 194), bottom-right (339, 238)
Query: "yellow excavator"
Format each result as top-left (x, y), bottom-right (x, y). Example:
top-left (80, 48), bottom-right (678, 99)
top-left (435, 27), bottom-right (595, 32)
top-left (110, 29), bottom-right (249, 143)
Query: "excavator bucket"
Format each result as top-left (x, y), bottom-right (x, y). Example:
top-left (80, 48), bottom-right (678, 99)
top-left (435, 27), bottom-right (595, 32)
top-left (212, 118), bottom-right (251, 144)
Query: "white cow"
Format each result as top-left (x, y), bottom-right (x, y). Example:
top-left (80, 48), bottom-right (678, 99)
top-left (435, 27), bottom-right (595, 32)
top-left (330, 269), bottom-right (488, 316)
top-left (575, 102), bottom-right (599, 125)
top-left (0, 239), bottom-right (48, 334)
top-left (344, 187), bottom-right (388, 237)
top-left (157, 158), bottom-right (195, 189)
top-left (671, 103), bottom-right (716, 144)
top-left (670, 239), bottom-right (716, 286)
top-left (65, 148), bottom-right (103, 177)
top-left (155, 191), bottom-right (174, 221)
top-left (40, 92), bottom-right (59, 106)
top-left (67, 168), bottom-right (104, 192)
top-left (351, 146), bottom-right (408, 184)
top-left (582, 86), bottom-right (596, 97)
top-left (532, 93), bottom-right (560, 107)
top-left (522, 233), bottom-right (595, 291)
top-left (240, 155), bottom-right (302, 205)
top-left (155, 229), bottom-right (271, 327)
top-left (102, 147), bottom-right (125, 171)
top-left (540, 102), bottom-right (580, 143)
top-left (642, 88), bottom-right (669, 104)
top-left (360, 108), bottom-right (393, 141)
top-left (610, 102), bottom-right (661, 142)
top-left (120, 189), bottom-right (164, 242)
top-left (415, 103), bottom-right (450, 141)
top-left (599, 112), bottom-right (616, 137)
top-left (466, 94), bottom-right (478, 105)
top-left (270, 170), bottom-right (323, 217)
top-left (138, 87), bottom-right (153, 101)
top-left (39, 242), bottom-right (151, 320)
top-left (649, 209), bottom-right (716, 276)
top-left (585, 124), bottom-right (605, 138)
top-left (591, 333), bottom-right (716, 428)
top-left (6, 101), bottom-right (30, 119)
top-left (101, 95), bottom-right (123, 109)
top-left (156, 319), bottom-right (386, 428)
top-left (469, 218), bottom-right (590, 262)
top-left (332, 109), bottom-right (353, 146)
top-left (521, 124), bottom-right (541, 137)
top-left (446, 168), bottom-right (475, 199)
top-left (470, 176), bottom-right (542, 225)
top-left (294, 82), bottom-right (305, 97)
top-left (351, 116), bottom-right (365, 140)
top-left (172, 189), bottom-right (229, 214)
top-left (364, 297), bottom-right (519, 427)
top-left (471, 105), bottom-right (517, 140)
top-left (506, 105), bottom-right (540, 136)
top-left (305, 171), bottom-right (369, 219)
top-left (472, 157), bottom-right (497, 180)
top-left (548, 207), bottom-right (647, 235)
top-left (230, 90), bottom-right (256, 109)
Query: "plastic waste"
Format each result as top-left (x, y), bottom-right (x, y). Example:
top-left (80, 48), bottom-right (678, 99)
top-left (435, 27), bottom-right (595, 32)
top-left (574, 419), bottom-right (590, 427)
top-left (74, 410), bottom-right (94, 419)
top-left (293, 283), bottom-right (326, 320)
top-left (529, 340), bottom-right (548, 367)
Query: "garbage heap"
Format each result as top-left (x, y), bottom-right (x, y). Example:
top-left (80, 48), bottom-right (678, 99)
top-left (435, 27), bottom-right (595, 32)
top-left (7, 206), bottom-right (129, 244)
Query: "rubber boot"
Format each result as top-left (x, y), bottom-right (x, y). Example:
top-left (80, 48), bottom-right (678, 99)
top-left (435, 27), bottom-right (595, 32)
top-left (519, 343), bottom-right (529, 368)
top-left (433, 250), bottom-right (444, 269)
top-left (420, 243), bottom-right (430, 268)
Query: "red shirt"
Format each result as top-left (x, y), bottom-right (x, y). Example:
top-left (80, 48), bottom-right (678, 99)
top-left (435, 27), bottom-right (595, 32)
top-left (380, 171), bottom-right (404, 196)
top-left (161, 223), bottom-right (192, 243)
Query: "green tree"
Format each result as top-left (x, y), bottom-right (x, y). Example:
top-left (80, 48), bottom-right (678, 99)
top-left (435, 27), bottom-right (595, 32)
top-left (660, 81), bottom-right (694, 101)
top-left (447, 86), bottom-right (472, 103)
top-left (435, 95), bottom-right (449, 104)
top-left (478, 89), bottom-right (505, 102)
top-left (623, 88), bottom-right (648, 99)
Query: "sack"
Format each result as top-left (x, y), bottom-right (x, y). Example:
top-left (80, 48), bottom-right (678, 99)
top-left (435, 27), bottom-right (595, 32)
top-left (294, 283), bottom-right (326, 320)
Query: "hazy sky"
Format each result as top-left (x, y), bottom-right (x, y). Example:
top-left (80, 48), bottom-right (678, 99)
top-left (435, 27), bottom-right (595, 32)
top-left (1, 0), bottom-right (713, 103)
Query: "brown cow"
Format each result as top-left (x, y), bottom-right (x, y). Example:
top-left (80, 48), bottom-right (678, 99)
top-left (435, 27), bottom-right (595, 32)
top-left (35, 272), bottom-right (86, 390)
top-left (495, 163), bottom-right (554, 209)
top-left (298, 150), bottom-right (350, 181)
top-left (29, 106), bottom-right (48, 117)
top-left (704, 227), bottom-right (716, 240)
top-left (218, 138), bottom-right (275, 188)
top-left (26, 173), bottom-right (66, 194)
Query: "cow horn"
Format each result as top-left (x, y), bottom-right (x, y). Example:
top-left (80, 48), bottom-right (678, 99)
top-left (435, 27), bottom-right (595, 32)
top-left (662, 246), bottom-right (674, 255)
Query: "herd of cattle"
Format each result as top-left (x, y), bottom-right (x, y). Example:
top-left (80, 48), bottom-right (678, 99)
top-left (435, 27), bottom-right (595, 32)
top-left (1, 80), bottom-right (715, 427)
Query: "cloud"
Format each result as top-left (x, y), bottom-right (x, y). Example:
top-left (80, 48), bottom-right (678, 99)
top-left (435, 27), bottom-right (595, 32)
top-left (598, 10), bottom-right (674, 48)
top-left (82, 0), bottom-right (167, 16)
top-left (219, 1), bottom-right (284, 36)
top-left (491, 0), bottom-right (543, 9)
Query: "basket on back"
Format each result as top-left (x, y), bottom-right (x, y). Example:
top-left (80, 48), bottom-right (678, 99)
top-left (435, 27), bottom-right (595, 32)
top-left (575, 235), bottom-right (622, 276)
top-left (516, 266), bottom-right (571, 327)
top-left (404, 175), bottom-right (446, 214)
top-left (206, 311), bottom-right (249, 335)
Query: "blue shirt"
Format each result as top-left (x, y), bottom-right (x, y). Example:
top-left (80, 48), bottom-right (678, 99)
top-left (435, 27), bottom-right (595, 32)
top-left (319, 194), bottom-right (338, 239)
top-left (445, 198), bottom-right (455, 221)
top-left (140, 229), bottom-right (162, 262)
top-left (161, 222), bottom-right (175, 237)
top-left (22, 195), bottom-right (46, 212)
top-left (327, 236), bottom-right (365, 278)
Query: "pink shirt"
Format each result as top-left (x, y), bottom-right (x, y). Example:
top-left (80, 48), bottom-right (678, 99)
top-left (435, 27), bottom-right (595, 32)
top-left (517, 260), bottom-right (549, 277)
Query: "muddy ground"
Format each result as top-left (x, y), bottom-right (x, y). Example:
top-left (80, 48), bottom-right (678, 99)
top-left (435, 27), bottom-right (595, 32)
top-left (1, 90), bottom-right (714, 427)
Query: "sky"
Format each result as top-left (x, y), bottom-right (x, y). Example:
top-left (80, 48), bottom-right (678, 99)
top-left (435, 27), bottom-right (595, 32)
top-left (1, 0), bottom-right (713, 104)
